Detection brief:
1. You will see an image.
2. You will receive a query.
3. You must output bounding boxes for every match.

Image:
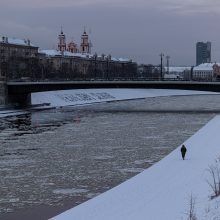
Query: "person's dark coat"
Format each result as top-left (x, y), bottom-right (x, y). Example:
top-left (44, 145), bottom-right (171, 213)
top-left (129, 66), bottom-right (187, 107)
top-left (181, 145), bottom-right (187, 160)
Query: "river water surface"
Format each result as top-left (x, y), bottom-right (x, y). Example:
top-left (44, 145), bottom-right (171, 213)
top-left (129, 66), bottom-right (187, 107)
top-left (1, 94), bottom-right (220, 220)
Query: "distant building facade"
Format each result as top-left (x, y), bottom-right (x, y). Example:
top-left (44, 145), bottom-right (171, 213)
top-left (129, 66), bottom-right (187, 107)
top-left (196, 41), bottom-right (211, 66)
top-left (40, 50), bottom-right (137, 80)
top-left (67, 41), bottom-right (78, 53)
top-left (0, 36), bottom-right (38, 78)
top-left (192, 63), bottom-right (220, 81)
top-left (0, 34), bottom-right (137, 81)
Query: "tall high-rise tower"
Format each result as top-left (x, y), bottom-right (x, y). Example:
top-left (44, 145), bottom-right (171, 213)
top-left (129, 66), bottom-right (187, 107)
top-left (58, 28), bottom-right (66, 52)
top-left (196, 41), bottom-right (211, 66)
top-left (80, 30), bottom-right (90, 54)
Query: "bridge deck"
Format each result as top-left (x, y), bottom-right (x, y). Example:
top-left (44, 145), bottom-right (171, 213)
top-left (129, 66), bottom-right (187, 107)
top-left (7, 80), bottom-right (220, 95)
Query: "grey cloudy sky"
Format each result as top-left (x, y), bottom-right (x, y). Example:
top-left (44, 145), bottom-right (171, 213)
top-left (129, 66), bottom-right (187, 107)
top-left (1, 0), bottom-right (220, 65)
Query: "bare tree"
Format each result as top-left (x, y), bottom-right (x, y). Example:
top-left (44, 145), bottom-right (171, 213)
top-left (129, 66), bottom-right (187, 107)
top-left (207, 163), bottom-right (220, 199)
top-left (186, 194), bottom-right (197, 220)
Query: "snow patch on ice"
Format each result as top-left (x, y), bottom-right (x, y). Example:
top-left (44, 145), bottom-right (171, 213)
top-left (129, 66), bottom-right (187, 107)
top-left (92, 155), bottom-right (114, 160)
top-left (134, 159), bottom-right (152, 165)
top-left (120, 168), bottom-right (145, 173)
top-left (53, 188), bottom-right (89, 195)
top-left (9, 198), bottom-right (20, 203)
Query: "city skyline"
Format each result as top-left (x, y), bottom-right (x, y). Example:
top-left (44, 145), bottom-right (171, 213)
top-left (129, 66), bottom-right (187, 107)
top-left (1, 0), bottom-right (220, 65)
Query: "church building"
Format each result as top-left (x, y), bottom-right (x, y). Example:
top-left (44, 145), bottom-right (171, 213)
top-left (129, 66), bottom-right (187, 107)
top-left (58, 28), bottom-right (91, 54)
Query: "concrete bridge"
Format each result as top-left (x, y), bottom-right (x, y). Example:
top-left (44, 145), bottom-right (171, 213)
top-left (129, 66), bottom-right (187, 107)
top-left (1, 80), bottom-right (220, 105)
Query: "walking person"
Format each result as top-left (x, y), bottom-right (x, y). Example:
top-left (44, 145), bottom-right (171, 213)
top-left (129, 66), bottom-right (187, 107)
top-left (181, 144), bottom-right (187, 160)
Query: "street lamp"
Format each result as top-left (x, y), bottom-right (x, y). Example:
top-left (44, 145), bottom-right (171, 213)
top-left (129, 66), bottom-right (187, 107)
top-left (94, 53), bottom-right (97, 79)
top-left (159, 53), bottom-right (164, 80)
top-left (166, 55), bottom-right (170, 74)
top-left (106, 55), bottom-right (110, 80)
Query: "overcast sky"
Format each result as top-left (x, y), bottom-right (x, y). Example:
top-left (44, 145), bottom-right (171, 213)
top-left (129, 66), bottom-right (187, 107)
top-left (1, 0), bottom-right (220, 65)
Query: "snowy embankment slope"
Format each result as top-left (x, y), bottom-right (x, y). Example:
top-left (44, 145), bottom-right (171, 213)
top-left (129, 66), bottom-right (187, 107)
top-left (51, 116), bottom-right (220, 220)
top-left (31, 88), bottom-right (217, 107)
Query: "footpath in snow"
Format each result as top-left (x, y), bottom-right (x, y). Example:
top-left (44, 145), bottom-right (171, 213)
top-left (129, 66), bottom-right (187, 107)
top-left (51, 116), bottom-right (220, 220)
top-left (31, 88), bottom-right (217, 108)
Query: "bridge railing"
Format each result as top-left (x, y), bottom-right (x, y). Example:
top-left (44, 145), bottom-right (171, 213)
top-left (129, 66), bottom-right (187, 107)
top-left (7, 77), bottom-right (190, 82)
top-left (7, 76), bottom-right (220, 83)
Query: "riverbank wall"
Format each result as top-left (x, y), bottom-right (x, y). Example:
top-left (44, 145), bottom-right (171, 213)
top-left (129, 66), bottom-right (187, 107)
top-left (0, 79), bottom-right (7, 105)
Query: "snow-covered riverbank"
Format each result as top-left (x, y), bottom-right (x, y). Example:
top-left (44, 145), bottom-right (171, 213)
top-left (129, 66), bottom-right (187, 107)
top-left (32, 88), bottom-right (217, 108)
top-left (51, 115), bottom-right (220, 220)
top-left (1, 88), bottom-right (216, 118)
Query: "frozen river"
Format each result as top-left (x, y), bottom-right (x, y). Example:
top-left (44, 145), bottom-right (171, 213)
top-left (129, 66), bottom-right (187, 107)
top-left (1, 94), bottom-right (220, 219)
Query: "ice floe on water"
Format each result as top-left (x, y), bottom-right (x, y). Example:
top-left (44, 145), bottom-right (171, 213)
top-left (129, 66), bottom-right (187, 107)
top-left (92, 155), bottom-right (114, 160)
top-left (120, 167), bottom-right (145, 173)
top-left (53, 188), bottom-right (89, 195)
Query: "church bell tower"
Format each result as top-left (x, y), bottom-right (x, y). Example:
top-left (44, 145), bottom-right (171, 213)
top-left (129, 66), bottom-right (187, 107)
top-left (58, 27), bottom-right (66, 52)
top-left (80, 29), bottom-right (90, 54)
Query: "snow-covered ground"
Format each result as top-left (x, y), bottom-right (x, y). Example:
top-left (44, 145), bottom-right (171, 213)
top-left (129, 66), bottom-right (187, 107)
top-left (51, 115), bottom-right (220, 220)
top-left (31, 88), bottom-right (217, 108)
top-left (0, 109), bottom-right (29, 118)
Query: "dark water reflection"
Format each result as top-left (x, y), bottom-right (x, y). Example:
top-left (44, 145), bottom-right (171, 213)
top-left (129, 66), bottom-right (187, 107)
top-left (0, 95), bottom-right (220, 215)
